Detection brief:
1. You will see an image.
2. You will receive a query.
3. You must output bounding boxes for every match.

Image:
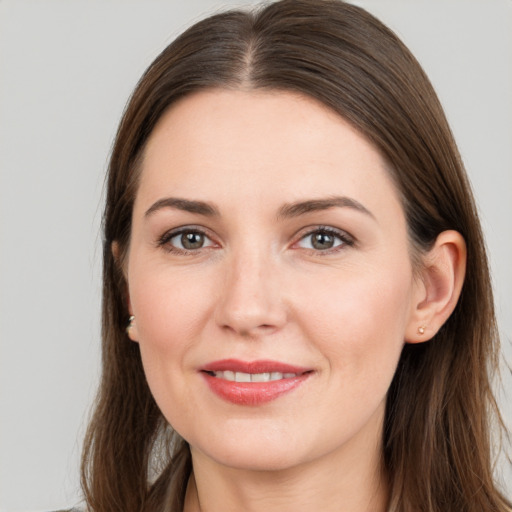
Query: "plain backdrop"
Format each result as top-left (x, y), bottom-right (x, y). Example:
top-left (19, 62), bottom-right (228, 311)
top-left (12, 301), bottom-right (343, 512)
top-left (0, 1), bottom-right (511, 510)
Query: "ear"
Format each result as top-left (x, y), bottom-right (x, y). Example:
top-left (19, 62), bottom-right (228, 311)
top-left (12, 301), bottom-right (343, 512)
top-left (112, 241), bottom-right (139, 343)
top-left (112, 240), bottom-right (121, 263)
top-left (405, 230), bottom-right (466, 343)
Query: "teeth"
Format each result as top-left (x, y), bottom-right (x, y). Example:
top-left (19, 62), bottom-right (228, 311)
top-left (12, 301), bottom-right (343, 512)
top-left (212, 371), bottom-right (298, 382)
top-left (235, 372), bottom-right (251, 382)
top-left (224, 370), bottom-right (235, 381)
top-left (251, 372), bottom-right (270, 382)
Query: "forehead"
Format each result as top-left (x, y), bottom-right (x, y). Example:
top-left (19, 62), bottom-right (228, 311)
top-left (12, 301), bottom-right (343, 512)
top-left (136, 88), bottom-right (402, 220)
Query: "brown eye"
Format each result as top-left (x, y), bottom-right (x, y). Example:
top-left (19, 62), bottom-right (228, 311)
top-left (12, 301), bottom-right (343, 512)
top-left (296, 228), bottom-right (352, 252)
top-left (181, 232), bottom-right (205, 249)
top-left (311, 232), bottom-right (335, 250)
top-left (160, 228), bottom-right (216, 253)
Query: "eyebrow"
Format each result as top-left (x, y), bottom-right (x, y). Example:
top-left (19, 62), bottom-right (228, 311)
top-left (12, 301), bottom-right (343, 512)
top-left (277, 196), bottom-right (375, 220)
top-left (145, 197), bottom-right (220, 218)
top-left (144, 195), bottom-right (374, 221)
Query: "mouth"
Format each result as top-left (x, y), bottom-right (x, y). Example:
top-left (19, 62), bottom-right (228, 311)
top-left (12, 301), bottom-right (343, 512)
top-left (203, 370), bottom-right (302, 382)
top-left (200, 359), bottom-right (313, 405)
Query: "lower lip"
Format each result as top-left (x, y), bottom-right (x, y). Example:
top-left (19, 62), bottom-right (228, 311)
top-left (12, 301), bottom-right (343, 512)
top-left (202, 372), bottom-right (310, 406)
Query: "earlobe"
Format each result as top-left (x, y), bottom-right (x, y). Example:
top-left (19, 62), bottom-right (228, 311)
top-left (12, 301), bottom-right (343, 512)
top-left (126, 315), bottom-right (139, 343)
top-left (405, 230), bottom-right (466, 344)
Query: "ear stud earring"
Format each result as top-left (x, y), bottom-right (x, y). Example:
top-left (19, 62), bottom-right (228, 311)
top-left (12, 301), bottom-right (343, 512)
top-left (417, 325), bottom-right (426, 335)
top-left (126, 315), bottom-right (135, 334)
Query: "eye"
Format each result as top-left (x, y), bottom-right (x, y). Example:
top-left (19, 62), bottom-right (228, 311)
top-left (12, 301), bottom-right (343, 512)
top-left (158, 228), bottom-right (216, 253)
top-left (295, 227), bottom-right (353, 252)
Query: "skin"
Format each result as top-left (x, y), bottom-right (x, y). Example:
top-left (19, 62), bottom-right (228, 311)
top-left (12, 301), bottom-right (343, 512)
top-left (122, 89), bottom-right (466, 512)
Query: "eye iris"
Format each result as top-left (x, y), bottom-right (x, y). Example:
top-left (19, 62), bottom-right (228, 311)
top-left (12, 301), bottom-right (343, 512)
top-left (312, 232), bottom-right (334, 250)
top-left (181, 232), bottom-right (204, 249)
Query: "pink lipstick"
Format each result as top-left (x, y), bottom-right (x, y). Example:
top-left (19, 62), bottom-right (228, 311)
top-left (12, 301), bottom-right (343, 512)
top-left (200, 359), bottom-right (312, 406)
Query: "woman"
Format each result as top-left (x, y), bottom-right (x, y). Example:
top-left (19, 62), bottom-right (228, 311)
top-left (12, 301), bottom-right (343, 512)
top-left (80, 0), bottom-right (511, 511)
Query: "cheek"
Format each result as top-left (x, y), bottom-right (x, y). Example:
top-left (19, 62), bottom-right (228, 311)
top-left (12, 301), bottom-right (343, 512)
top-left (129, 261), bottom-right (215, 346)
top-left (296, 263), bottom-right (412, 383)
top-left (127, 266), bottom-right (222, 439)
top-left (127, 261), bottom-right (218, 403)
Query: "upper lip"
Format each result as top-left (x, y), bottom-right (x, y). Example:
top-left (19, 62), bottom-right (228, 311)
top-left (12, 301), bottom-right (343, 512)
top-left (201, 359), bottom-right (311, 374)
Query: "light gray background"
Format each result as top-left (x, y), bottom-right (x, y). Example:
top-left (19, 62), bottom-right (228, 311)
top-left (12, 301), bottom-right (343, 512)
top-left (0, 1), bottom-right (510, 510)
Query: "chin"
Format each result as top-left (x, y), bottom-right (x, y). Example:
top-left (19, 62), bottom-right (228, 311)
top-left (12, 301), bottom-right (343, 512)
top-left (197, 441), bottom-right (310, 473)
top-left (183, 417), bottom-right (346, 474)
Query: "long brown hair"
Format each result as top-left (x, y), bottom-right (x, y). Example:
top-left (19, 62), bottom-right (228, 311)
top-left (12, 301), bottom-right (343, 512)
top-left (81, 1), bottom-right (511, 510)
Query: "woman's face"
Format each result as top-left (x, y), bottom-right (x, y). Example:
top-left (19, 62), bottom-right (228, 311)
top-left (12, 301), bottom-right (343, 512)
top-left (125, 89), bottom-right (423, 472)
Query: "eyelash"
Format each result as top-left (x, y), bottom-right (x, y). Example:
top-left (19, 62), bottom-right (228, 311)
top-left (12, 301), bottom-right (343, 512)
top-left (293, 226), bottom-right (355, 254)
top-left (157, 226), bottom-right (216, 255)
top-left (157, 225), bottom-right (355, 255)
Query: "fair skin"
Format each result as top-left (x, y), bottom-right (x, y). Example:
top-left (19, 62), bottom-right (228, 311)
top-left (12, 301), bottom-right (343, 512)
top-left (121, 89), bottom-right (466, 512)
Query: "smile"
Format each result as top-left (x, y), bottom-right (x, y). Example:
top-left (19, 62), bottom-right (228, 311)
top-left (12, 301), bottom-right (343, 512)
top-left (207, 371), bottom-right (299, 382)
top-left (200, 359), bottom-right (312, 406)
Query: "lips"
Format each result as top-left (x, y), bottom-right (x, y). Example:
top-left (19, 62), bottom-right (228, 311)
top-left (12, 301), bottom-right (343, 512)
top-left (200, 359), bottom-right (312, 406)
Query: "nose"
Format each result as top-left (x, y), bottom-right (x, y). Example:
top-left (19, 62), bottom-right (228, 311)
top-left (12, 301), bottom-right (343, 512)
top-left (214, 247), bottom-right (287, 337)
